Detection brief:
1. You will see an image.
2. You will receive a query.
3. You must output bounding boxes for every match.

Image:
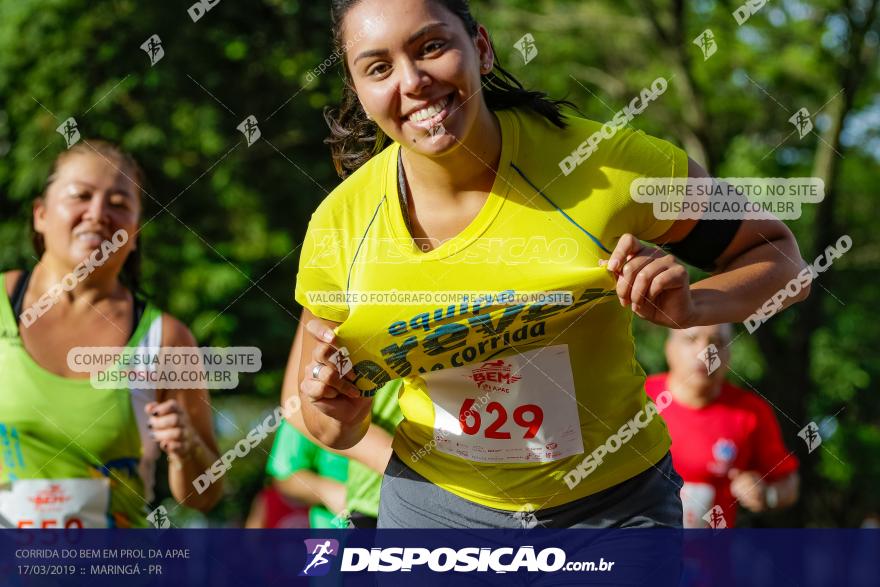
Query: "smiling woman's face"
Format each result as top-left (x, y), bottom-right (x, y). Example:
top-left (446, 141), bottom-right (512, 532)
top-left (34, 153), bottom-right (141, 271)
top-left (342, 0), bottom-right (494, 156)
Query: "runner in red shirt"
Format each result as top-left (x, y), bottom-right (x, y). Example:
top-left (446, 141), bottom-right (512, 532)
top-left (646, 324), bottom-right (800, 527)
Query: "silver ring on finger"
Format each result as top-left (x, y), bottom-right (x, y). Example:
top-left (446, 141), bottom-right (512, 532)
top-left (311, 363), bottom-right (324, 380)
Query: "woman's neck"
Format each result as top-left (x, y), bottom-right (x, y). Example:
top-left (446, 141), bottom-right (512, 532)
top-left (402, 107), bottom-right (502, 200)
top-left (32, 257), bottom-right (123, 305)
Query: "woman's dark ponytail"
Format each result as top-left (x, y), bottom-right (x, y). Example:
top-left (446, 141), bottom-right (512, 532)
top-left (324, 83), bottom-right (389, 179)
top-left (482, 61), bottom-right (573, 128)
top-left (325, 0), bottom-right (576, 178)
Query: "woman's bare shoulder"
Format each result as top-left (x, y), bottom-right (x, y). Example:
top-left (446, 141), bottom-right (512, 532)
top-left (2, 270), bottom-right (23, 298)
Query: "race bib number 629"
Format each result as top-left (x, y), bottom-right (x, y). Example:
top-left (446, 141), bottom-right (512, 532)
top-left (426, 345), bottom-right (584, 464)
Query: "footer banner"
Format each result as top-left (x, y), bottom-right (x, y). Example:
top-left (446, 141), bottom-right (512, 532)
top-left (1, 529), bottom-right (877, 586)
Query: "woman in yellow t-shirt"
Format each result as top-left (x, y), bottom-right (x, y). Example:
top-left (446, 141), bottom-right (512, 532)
top-left (294, 0), bottom-right (810, 528)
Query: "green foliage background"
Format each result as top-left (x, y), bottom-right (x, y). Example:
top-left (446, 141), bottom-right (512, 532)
top-left (1, 0), bottom-right (877, 527)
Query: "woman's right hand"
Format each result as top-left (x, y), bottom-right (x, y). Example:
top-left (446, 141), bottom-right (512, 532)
top-left (299, 318), bottom-right (373, 426)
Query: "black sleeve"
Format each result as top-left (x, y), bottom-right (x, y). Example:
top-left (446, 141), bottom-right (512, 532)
top-left (662, 218), bottom-right (743, 272)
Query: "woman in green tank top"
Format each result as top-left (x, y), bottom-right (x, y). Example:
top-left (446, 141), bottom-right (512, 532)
top-left (0, 141), bottom-right (223, 528)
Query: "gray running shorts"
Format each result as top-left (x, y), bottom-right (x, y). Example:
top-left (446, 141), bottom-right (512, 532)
top-left (378, 452), bottom-right (684, 529)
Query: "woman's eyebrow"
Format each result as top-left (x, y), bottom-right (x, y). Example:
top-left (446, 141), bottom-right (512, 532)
top-left (59, 180), bottom-right (100, 196)
top-left (64, 180), bottom-right (135, 199)
top-left (353, 22), bottom-right (449, 64)
top-left (110, 187), bottom-right (135, 199)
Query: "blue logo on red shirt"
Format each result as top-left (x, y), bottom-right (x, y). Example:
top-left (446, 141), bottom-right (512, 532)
top-left (712, 438), bottom-right (737, 464)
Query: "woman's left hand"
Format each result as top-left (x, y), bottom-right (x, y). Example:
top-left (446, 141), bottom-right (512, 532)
top-left (602, 233), bottom-right (696, 328)
top-left (146, 399), bottom-right (196, 459)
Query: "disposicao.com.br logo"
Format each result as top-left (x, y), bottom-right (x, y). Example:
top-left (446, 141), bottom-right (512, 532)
top-left (341, 546), bottom-right (566, 573)
top-left (300, 540), bottom-right (615, 575)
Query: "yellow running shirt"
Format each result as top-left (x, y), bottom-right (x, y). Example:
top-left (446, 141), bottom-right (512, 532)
top-left (295, 108), bottom-right (688, 511)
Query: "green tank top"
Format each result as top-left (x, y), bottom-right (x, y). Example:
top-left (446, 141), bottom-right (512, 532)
top-left (0, 273), bottom-right (163, 528)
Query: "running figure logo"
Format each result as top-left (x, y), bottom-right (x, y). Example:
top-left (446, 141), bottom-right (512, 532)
top-left (428, 122), bottom-right (447, 144)
top-left (798, 421), bottom-right (822, 453)
top-left (514, 33), bottom-right (539, 65)
top-left (330, 347), bottom-right (353, 378)
top-left (703, 505), bottom-right (727, 529)
top-left (56, 117), bottom-right (80, 148)
top-left (698, 344), bottom-right (721, 375)
top-left (147, 506), bottom-right (171, 529)
top-left (331, 509), bottom-right (355, 529)
top-left (300, 539), bottom-right (340, 577)
top-left (789, 108), bottom-right (813, 139)
top-left (237, 115), bottom-right (261, 147)
top-left (511, 504), bottom-right (546, 529)
top-left (140, 34), bottom-right (164, 66)
top-left (305, 229), bottom-right (344, 269)
top-left (693, 29), bottom-right (717, 61)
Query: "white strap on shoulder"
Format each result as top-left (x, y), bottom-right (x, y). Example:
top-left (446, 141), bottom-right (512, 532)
top-left (129, 311), bottom-right (163, 503)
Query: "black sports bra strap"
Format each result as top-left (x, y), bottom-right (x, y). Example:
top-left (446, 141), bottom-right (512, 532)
top-left (11, 269), bottom-right (145, 339)
top-left (11, 270), bottom-right (32, 326)
top-left (397, 149), bottom-right (415, 236)
top-left (132, 295), bottom-right (146, 339)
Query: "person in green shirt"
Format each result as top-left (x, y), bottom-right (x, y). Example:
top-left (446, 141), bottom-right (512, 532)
top-left (265, 420), bottom-right (349, 528)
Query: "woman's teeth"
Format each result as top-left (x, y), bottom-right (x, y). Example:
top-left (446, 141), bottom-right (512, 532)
top-left (409, 95), bottom-right (451, 123)
top-left (77, 232), bottom-right (104, 242)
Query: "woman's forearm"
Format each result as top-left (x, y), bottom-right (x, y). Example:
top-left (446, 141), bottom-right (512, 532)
top-left (300, 393), bottom-right (372, 450)
top-left (289, 403), bottom-right (393, 474)
top-left (689, 233), bottom-right (810, 326)
top-left (350, 425), bottom-right (394, 474)
top-left (169, 435), bottom-right (222, 512)
top-left (292, 310), bottom-right (374, 450)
